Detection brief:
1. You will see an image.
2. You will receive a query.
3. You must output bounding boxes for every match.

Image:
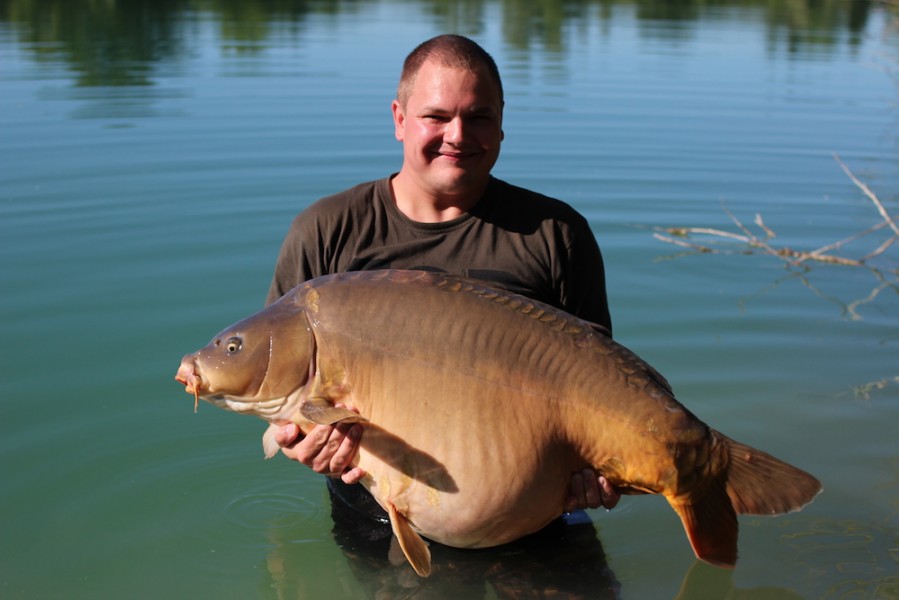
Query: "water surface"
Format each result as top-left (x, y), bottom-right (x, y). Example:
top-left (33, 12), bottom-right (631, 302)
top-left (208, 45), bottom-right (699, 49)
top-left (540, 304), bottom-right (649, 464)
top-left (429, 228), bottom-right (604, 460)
top-left (1, 1), bottom-right (897, 598)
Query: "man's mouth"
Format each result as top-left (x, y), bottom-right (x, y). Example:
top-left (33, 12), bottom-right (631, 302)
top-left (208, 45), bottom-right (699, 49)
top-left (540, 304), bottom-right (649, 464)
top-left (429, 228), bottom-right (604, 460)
top-left (435, 149), bottom-right (477, 162)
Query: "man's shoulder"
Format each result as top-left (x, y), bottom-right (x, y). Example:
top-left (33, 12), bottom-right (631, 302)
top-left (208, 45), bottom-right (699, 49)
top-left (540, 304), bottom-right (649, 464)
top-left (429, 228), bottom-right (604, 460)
top-left (301, 178), bottom-right (387, 219)
top-left (487, 177), bottom-right (590, 227)
top-left (285, 178), bottom-right (391, 237)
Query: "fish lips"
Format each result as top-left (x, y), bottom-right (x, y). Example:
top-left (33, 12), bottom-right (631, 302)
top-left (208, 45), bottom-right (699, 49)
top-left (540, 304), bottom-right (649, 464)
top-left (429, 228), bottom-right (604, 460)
top-left (175, 356), bottom-right (204, 412)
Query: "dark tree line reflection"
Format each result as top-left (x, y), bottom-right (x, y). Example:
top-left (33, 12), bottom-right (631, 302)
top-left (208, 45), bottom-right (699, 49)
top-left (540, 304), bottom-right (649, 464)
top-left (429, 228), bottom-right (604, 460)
top-left (0, 0), bottom-right (885, 87)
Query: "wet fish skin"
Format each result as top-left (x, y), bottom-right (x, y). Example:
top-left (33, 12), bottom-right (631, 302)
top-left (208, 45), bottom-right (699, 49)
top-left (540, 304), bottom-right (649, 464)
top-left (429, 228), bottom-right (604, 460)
top-left (175, 269), bottom-right (822, 577)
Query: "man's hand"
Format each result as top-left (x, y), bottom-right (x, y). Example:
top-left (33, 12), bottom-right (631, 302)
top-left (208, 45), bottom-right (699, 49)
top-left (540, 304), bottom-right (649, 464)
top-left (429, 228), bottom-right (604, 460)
top-left (274, 406), bottom-right (365, 484)
top-left (566, 469), bottom-right (620, 512)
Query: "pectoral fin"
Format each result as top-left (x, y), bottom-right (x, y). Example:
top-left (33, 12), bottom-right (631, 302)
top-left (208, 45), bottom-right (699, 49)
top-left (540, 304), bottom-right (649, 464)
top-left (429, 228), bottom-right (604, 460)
top-left (262, 423), bottom-right (281, 459)
top-left (387, 502), bottom-right (431, 577)
top-left (300, 397), bottom-right (368, 426)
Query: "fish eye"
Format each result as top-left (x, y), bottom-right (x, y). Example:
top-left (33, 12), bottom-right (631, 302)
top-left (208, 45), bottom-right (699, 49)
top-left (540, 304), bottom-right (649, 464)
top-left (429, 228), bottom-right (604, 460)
top-left (225, 337), bottom-right (242, 354)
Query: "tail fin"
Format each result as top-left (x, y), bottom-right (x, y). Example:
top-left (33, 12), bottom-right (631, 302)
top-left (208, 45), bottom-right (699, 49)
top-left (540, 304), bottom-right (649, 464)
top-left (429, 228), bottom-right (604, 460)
top-left (669, 432), bottom-right (822, 567)
top-left (722, 434), bottom-right (822, 515)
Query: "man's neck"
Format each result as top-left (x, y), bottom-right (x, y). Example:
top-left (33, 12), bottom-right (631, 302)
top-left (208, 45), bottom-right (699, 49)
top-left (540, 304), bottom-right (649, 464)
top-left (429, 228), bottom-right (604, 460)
top-left (390, 173), bottom-right (489, 223)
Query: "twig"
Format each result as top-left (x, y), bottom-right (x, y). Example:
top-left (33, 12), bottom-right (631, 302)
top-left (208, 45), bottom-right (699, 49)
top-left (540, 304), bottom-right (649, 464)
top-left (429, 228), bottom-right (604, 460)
top-left (723, 205), bottom-right (801, 265)
top-left (834, 153), bottom-right (899, 237)
top-left (652, 233), bottom-right (714, 253)
top-left (806, 221), bottom-right (889, 258)
top-left (666, 227), bottom-right (750, 242)
top-left (754, 213), bottom-right (776, 239)
top-left (862, 235), bottom-right (897, 262)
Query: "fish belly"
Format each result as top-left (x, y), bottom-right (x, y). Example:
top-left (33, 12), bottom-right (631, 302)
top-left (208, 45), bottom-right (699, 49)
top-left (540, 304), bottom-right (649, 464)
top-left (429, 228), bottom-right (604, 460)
top-left (353, 366), bottom-right (578, 548)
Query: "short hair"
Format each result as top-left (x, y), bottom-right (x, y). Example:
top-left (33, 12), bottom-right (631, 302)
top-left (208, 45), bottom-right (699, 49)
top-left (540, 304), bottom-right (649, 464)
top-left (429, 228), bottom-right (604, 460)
top-left (396, 34), bottom-right (504, 108)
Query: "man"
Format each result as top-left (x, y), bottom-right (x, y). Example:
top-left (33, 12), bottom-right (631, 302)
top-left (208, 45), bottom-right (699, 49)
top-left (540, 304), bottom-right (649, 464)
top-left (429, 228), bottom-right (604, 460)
top-left (265, 34), bottom-right (619, 545)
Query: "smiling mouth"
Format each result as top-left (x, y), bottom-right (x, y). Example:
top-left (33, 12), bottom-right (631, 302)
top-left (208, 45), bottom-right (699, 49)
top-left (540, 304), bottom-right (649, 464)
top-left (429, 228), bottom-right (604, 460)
top-left (435, 149), bottom-right (478, 162)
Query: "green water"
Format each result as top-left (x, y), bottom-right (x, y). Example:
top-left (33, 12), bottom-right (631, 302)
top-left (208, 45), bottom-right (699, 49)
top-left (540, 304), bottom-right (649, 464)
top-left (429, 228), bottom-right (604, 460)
top-left (1, 1), bottom-right (897, 598)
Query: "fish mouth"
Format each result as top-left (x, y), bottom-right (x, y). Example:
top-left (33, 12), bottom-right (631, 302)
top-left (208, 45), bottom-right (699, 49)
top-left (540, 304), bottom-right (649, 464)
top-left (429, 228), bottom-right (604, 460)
top-left (174, 357), bottom-right (291, 419)
top-left (175, 359), bottom-right (202, 413)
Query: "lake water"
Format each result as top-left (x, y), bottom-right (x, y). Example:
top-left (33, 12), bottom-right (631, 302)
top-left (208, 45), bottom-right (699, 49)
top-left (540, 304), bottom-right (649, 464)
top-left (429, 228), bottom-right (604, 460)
top-left (1, 1), bottom-right (897, 598)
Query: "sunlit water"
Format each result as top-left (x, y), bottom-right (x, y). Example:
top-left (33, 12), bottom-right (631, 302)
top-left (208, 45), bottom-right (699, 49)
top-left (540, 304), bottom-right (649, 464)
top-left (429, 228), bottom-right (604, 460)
top-left (1, 1), bottom-right (897, 598)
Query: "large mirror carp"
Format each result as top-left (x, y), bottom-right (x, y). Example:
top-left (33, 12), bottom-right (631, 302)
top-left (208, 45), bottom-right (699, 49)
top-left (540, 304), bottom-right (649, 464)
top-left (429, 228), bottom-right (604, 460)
top-left (175, 270), bottom-right (821, 577)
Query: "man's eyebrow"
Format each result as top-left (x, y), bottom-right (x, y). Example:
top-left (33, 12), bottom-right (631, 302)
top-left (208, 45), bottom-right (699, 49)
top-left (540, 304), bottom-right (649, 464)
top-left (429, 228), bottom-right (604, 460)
top-left (418, 105), bottom-right (498, 115)
top-left (417, 105), bottom-right (448, 114)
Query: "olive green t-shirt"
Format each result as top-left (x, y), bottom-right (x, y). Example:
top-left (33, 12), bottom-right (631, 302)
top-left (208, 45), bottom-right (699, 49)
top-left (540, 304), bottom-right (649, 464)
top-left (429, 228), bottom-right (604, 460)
top-left (266, 175), bottom-right (612, 334)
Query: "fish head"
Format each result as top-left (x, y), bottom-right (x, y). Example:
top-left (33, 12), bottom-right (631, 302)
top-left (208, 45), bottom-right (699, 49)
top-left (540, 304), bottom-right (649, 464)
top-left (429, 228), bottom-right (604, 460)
top-left (175, 297), bottom-right (315, 421)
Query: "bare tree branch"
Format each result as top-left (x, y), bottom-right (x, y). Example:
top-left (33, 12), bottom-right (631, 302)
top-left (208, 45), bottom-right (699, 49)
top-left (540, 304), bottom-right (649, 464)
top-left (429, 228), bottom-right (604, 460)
top-left (834, 153), bottom-right (899, 237)
top-left (654, 157), bottom-right (898, 276)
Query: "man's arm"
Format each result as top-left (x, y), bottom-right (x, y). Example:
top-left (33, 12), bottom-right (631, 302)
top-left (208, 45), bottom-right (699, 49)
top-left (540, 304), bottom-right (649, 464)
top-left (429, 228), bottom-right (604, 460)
top-left (559, 212), bottom-right (620, 509)
top-left (561, 215), bottom-right (613, 335)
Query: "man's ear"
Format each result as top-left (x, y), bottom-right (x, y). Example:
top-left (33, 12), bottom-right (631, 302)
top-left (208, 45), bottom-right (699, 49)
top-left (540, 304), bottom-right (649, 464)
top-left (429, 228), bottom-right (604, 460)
top-left (391, 99), bottom-right (405, 142)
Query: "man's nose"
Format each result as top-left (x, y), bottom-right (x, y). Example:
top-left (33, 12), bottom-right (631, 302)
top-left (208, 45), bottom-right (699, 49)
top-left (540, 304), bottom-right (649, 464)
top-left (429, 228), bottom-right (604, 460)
top-left (444, 116), bottom-right (464, 143)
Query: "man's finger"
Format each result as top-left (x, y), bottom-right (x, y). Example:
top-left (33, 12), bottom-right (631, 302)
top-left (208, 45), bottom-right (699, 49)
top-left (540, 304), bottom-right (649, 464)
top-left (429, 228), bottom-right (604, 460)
top-left (566, 471), bottom-right (584, 512)
top-left (328, 424), bottom-right (362, 475)
top-left (581, 469), bottom-right (601, 508)
top-left (340, 466), bottom-right (366, 485)
top-left (309, 426), bottom-right (346, 472)
top-left (289, 425), bottom-right (335, 468)
top-left (598, 475), bottom-right (620, 510)
top-left (275, 423), bottom-right (301, 448)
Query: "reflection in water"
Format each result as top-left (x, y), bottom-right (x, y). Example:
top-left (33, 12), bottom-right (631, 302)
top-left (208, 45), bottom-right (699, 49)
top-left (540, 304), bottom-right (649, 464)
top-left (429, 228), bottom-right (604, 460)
top-left (1, 0), bottom-right (189, 86)
top-left (0, 0), bottom-right (878, 88)
top-left (657, 230), bottom-right (899, 320)
top-left (266, 510), bottom-right (621, 599)
top-left (674, 561), bottom-right (804, 600)
top-left (780, 515), bottom-right (899, 599)
top-left (260, 511), bottom-right (825, 599)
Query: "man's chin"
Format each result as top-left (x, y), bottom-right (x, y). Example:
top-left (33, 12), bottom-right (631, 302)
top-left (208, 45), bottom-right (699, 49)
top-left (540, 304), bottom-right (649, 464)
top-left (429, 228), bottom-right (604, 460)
top-left (428, 167), bottom-right (490, 194)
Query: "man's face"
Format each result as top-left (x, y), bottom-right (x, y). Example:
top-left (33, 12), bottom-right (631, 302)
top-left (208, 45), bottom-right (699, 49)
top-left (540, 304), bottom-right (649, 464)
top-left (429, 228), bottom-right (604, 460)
top-left (392, 60), bottom-right (504, 201)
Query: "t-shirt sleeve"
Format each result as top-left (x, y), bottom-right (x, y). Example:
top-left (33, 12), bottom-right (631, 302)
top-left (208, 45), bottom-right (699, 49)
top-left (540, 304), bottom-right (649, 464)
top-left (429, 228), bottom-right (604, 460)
top-left (561, 215), bottom-right (613, 337)
top-left (263, 181), bottom-right (378, 307)
top-left (264, 213), bottom-right (322, 306)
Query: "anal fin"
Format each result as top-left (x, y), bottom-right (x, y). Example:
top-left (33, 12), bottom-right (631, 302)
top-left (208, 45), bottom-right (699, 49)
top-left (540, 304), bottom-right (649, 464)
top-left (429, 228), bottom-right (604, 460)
top-left (670, 477), bottom-right (738, 568)
top-left (386, 501), bottom-right (431, 577)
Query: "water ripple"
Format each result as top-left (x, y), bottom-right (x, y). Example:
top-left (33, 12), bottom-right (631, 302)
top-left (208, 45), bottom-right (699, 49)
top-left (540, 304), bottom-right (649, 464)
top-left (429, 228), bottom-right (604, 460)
top-left (220, 482), bottom-right (326, 533)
